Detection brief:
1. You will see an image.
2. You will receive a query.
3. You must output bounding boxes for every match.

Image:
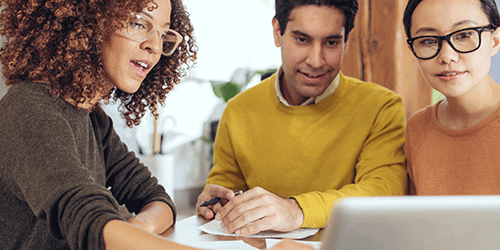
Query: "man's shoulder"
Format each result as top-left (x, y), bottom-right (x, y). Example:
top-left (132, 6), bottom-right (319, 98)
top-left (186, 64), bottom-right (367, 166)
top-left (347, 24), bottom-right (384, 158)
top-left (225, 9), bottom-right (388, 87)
top-left (342, 74), bottom-right (399, 99)
top-left (227, 74), bottom-right (275, 107)
top-left (338, 75), bottom-right (402, 112)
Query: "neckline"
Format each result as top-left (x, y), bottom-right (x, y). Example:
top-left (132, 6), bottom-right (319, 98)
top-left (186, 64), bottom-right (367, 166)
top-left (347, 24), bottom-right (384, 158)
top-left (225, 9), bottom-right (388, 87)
top-left (270, 72), bottom-right (346, 114)
top-left (431, 99), bottom-right (500, 135)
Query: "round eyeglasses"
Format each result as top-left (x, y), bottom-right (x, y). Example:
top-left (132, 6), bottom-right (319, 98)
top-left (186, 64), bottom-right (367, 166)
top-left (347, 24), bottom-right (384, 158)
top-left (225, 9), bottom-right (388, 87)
top-left (125, 12), bottom-right (183, 56)
top-left (407, 25), bottom-right (495, 60)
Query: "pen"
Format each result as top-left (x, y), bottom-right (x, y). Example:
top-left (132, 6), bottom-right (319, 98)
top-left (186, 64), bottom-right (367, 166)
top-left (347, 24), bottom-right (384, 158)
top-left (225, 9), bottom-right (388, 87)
top-left (199, 190), bottom-right (243, 207)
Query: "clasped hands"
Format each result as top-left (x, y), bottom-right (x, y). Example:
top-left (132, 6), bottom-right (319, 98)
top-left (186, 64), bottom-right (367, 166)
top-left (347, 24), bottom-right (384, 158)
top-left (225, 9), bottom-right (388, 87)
top-left (196, 184), bottom-right (304, 237)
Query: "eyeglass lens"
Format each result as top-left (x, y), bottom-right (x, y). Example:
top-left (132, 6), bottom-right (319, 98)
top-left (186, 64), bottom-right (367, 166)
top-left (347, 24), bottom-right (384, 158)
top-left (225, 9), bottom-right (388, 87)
top-left (126, 14), bottom-right (181, 55)
top-left (162, 31), bottom-right (181, 54)
top-left (411, 28), bottom-right (482, 59)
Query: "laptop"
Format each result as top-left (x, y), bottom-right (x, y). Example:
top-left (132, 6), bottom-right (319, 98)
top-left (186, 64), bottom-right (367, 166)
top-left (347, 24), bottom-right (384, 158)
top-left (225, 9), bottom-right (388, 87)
top-left (320, 196), bottom-right (500, 250)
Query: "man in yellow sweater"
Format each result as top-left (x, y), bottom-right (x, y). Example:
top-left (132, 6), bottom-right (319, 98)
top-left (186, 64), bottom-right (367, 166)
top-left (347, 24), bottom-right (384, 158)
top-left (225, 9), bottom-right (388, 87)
top-left (196, 0), bottom-right (407, 237)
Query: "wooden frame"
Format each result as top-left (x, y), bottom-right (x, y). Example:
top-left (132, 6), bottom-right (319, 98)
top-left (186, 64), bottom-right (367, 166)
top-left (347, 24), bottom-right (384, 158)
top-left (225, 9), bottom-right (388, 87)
top-left (341, 0), bottom-right (432, 118)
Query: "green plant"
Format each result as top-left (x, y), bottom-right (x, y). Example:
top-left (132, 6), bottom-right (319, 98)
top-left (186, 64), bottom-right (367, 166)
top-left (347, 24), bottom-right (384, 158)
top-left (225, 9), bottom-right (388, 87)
top-left (210, 81), bottom-right (241, 103)
top-left (210, 68), bottom-right (277, 103)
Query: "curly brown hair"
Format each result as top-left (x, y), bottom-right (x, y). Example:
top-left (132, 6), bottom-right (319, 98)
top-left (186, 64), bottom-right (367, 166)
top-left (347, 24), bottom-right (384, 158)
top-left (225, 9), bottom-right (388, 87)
top-left (0, 0), bottom-right (197, 127)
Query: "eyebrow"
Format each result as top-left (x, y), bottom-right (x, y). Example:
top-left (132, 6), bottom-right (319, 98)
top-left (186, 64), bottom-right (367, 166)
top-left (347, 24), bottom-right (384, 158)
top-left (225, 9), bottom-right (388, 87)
top-left (291, 30), bottom-right (344, 40)
top-left (140, 11), bottom-right (171, 27)
top-left (414, 20), bottom-right (479, 35)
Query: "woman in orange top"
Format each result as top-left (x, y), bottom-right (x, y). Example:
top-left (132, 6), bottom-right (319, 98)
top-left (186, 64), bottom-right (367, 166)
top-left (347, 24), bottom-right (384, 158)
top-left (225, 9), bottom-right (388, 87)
top-left (403, 0), bottom-right (500, 195)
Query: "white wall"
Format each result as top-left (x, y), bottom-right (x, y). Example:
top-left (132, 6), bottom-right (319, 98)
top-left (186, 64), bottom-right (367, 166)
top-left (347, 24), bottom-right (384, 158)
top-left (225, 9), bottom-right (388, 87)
top-left (181, 0), bottom-right (281, 82)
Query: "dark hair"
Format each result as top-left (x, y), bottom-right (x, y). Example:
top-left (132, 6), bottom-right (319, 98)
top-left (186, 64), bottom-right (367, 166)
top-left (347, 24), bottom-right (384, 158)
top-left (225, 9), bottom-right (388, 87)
top-left (0, 0), bottom-right (197, 127)
top-left (403, 0), bottom-right (500, 39)
top-left (274, 0), bottom-right (358, 41)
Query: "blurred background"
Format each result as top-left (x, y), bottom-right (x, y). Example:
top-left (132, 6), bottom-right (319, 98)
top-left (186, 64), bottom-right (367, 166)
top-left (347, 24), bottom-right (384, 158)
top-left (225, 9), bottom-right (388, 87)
top-left (2, 0), bottom-right (500, 218)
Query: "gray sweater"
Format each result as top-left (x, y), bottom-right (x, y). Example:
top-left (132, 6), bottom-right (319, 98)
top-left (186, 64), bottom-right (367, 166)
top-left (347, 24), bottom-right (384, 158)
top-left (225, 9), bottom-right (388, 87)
top-left (0, 82), bottom-right (176, 250)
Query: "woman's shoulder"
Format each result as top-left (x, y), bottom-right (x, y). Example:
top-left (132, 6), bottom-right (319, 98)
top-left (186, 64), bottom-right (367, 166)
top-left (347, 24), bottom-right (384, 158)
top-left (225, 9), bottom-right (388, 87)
top-left (89, 106), bottom-right (114, 136)
top-left (2, 81), bottom-right (67, 114)
top-left (407, 103), bottom-right (436, 129)
top-left (405, 103), bottom-right (439, 146)
top-left (404, 104), bottom-right (438, 159)
top-left (0, 81), bottom-right (89, 132)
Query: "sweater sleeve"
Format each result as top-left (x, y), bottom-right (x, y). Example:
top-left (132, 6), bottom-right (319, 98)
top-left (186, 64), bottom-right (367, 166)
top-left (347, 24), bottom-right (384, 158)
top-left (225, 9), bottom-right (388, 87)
top-left (3, 103), bottom-right (124, 250)
top-left (91, 108), bottom-right (176, 220)
top-left (292, 92), bottom-right (407, 228)
top-left (205, 106), bottom-right (249, 191)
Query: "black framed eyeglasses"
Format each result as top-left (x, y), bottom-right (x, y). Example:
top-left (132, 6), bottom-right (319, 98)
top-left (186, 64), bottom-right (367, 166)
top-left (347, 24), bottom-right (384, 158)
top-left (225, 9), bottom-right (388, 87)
top-left (407, 25), bottom-right (495, 60)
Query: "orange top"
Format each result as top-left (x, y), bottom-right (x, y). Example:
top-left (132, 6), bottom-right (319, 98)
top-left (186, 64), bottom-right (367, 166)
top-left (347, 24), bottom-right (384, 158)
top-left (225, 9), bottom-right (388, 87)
top-left (405, 100), bottom-right (500, 195)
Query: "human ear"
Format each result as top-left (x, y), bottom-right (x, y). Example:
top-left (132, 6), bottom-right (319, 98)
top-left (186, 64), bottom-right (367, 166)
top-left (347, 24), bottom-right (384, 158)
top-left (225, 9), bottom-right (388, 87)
top-left (490, 26), bottom-right (500, 57)
top-left (272, 18), bottom-right (281, 47)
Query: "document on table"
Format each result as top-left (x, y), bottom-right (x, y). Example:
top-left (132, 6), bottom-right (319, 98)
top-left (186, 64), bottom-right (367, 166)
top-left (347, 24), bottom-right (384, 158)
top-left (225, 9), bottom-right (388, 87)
top-left (265, 238), bottom-right (322, 250)
top-left (198, 219), bottom-right (319, 239)
top-left (183, 240), bottom-right (259, 250)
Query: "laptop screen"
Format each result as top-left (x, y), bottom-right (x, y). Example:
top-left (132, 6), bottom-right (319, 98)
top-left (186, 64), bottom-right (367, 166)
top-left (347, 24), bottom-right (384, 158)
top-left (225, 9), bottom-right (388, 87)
top-left (320, 196), bottom-right (500, 250)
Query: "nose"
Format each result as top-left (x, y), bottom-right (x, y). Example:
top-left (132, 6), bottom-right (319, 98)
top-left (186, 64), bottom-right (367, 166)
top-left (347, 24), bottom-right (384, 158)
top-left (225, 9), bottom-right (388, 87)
top-left (437, 40), bottom-right (459, 64)
top-left (140, 31), bottom-right (162, 55)
top-left (305, 43), bottom-right (326, 68)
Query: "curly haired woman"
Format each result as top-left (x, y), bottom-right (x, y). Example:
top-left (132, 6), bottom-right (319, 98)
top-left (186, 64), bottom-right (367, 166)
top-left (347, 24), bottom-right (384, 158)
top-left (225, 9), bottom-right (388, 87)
top-left (0, 0), bottom-right (207, 249)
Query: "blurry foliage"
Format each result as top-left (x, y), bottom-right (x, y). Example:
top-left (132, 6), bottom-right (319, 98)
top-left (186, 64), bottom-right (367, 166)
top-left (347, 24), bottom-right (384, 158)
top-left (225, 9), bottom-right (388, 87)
top-left (210, 81), bottom-right (241, 102)
top-left (210, 68), bottom-right (276, 103)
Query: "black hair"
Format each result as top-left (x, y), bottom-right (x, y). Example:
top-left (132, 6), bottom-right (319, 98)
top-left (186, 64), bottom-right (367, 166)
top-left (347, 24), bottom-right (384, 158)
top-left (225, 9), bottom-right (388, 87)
top-left (274, 0), bottom-right (358, 41)
top-left (403, 0), bottom-right (500, 38)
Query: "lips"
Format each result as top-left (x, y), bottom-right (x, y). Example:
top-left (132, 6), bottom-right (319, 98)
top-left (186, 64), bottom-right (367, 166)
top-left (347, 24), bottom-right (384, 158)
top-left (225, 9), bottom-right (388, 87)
top-left (437, 71), bottom-right (460, 76)
top-left (303, 72), bottom-right (324, 78)
top-left (132, 60), bottom-right (151, 70)
top-left (300, 71), bottom-right (327, 84)
top-left (131, 60), bottom-right (152, 78)
top-left (135, 61), bottom-right (149, 69)
top-left (436, 71), bottom-right (465, 81)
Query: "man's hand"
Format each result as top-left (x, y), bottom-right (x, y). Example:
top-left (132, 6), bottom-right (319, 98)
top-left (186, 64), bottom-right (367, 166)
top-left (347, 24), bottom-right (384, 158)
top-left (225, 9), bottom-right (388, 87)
top-left (196, 184), bottom-right (237, 219)
top-left (216, 187), bottom-right (304, 236)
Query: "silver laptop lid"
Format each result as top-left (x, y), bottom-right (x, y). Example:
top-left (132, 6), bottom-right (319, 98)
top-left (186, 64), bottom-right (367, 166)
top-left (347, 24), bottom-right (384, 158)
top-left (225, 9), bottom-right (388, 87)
top-left (321, 196), bottom-right (500, 250)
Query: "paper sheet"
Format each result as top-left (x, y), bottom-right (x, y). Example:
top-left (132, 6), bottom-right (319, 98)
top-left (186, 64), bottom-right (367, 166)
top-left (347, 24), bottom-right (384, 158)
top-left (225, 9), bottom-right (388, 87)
top-left (265, 238), bottom-right (322, 250)
top-left (198, 219), bottom-right (319, 239)
top-left (184, 240), bottom-right (260, 250)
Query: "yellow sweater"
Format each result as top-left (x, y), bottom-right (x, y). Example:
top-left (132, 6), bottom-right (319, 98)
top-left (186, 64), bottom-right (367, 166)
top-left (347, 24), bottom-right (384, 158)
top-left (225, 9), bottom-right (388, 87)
top-left (206, 72), bottom-right (407, 228)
